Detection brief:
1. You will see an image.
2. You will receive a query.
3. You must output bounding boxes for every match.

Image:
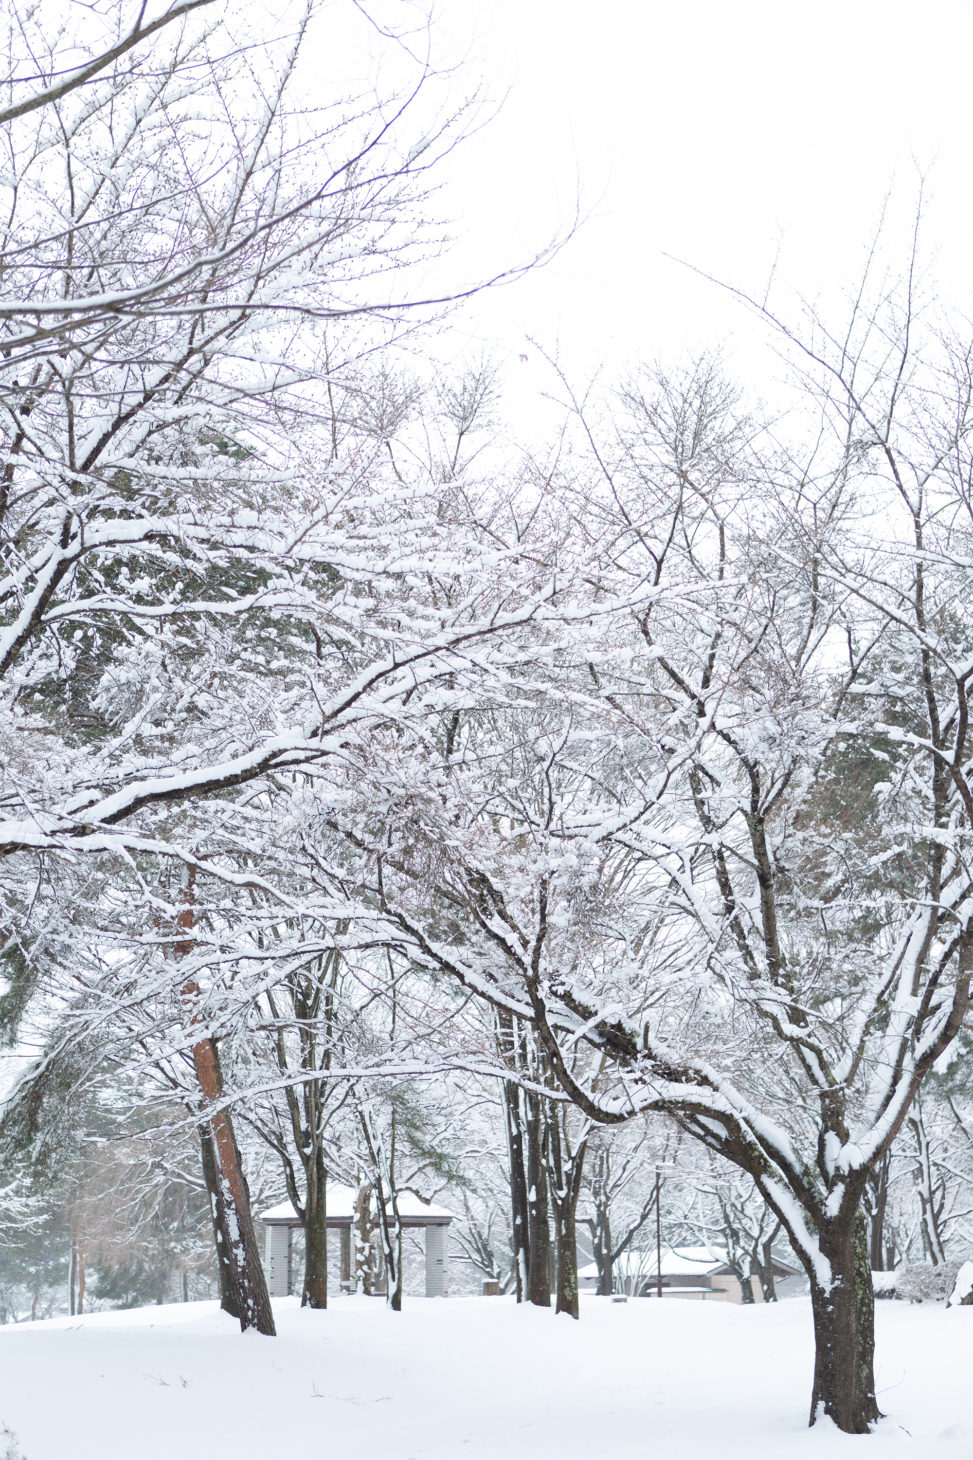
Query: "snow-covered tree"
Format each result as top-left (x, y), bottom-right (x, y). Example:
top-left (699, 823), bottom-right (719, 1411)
top-left (330, 299), bottom-right (973, 1431)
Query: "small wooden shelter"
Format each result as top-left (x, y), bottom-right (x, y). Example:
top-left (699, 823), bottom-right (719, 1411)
top-left (579, 1246), bottom-right (801, 1302)
top-left (259, 1184), bottom-right (454, 1298)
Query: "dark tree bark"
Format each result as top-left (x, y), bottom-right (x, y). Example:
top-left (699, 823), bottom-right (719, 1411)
top-left (526, 1092), bottom-right (552, 1307)
top-left (302, 1147), bottom-right (328, 1309)
top-left (200, 1125), bottom-right (238, 1317)
top-left (504, 1082), bottom-right (531, 1302)
top-left (807, 1216), bottom-right (880, 1433)
top-left (498, 1012), bottom-right (530, 1302)
top-left (587, 1201), bottom-right (614, 1296)
top-left (548, 1107), bottom-right (587, 1318)
top-left (756, 1230), bottom-right (780, 1302)
top-left (375, 1180), bottom-right (404, 1312)
top-left (261, 948), bottom-right (343, 1309)
top-left (864, 1153), bottom-right (893, 1272)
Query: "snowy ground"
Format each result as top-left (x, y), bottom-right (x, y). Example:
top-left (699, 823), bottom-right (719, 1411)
top-left (0, 1294), bottom-right (968, 1459)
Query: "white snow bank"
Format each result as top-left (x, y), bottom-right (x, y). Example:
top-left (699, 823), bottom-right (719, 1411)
top-left (0, 1294), bottom-right (969, 1459)
top-left (947, 1260), bottom-right (973, 1307)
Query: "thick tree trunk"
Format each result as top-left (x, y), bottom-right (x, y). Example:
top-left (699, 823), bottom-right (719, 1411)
top-left (808, 1216), bottom-right (880, 1433)
top-left (302, 1149), bottom-right (327, 1309)
top-left (553, 1198), bottom-right (580, 1318)
top-left (526, 1094), bottom-right (551, 1307)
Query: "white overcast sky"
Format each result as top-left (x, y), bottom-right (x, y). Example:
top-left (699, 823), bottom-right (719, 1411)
top-left (405, 0), bottom-right (973, 385)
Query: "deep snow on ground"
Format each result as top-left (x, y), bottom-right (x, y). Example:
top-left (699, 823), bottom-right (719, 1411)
top-left (0, 1294), bottom-right (968, 1460)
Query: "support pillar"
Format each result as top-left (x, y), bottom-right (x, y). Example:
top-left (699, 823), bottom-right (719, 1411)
top-left (425, 1223), bottom-right (447, 1297)
top-left (265, 1224), bottom-right (292, 1298)
top-left (340, 1226), bottom-right (352, 1292)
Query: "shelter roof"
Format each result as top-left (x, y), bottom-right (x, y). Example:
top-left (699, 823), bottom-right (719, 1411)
top-left (260, 1183), bottom-right (454, 1228)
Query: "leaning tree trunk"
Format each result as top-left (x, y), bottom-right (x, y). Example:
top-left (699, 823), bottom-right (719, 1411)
top-left (302, 1146), bottom-right (328, 1309)
top-left (178, 874), bottom-right (275, 1335)
top-left (807, 1214), bottom-right (880, 1433)
top-left (193, 1034), bottom-right (276, 1336)
top-left (200, 1125), bottom-right (239, 1317)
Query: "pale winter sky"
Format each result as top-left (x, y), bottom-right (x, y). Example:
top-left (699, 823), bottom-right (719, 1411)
top-left (418, 0), bottom-right (973, 386)
top-left (288, 0), bottom-right (973, 413)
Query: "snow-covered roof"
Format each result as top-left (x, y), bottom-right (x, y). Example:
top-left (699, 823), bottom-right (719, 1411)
top-left (260, 1183), bottom-right (454, 1226)
top-left (580, 1245), bottom-right (799, 1281)
top-left (580, 1247), bottom-right (730, 1280)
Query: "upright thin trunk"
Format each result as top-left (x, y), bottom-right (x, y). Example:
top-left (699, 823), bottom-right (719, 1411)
top-left (553, 1198), bottom-right (580, 1317)
top-left (864, 1153), bottom-right (891, 1271)
top-left (526, 1093), bottom-right (551, 1307)
top-left (354, 1184), bottom-right (375, 1295)
top-left (911, 1113), bottom-right (947, 1265)
top-left (548, 1112), bottom-right (586, 1318)
top-left (588, 1204), bottom-right (614, 1296)
top-left (504, 1085), bottom-right (530, 1301)
top-left (587, 1148), bottom-right (614, 1296)
top-left (302, 1147), bottom-right (328, 1309)
top-left (498, 1012), bottom-right (530, 1302)
top-left (375, 1183), bottom-right (404, 1312)
top-left (77, 1240), bottom-right (85, 1315)
top-left (807, 1214), bottom-right (880, 1433)
top-left (756, 1234), bottom-right (778, 1302)
top-left (67, 1238), bottom-right (78, 1316)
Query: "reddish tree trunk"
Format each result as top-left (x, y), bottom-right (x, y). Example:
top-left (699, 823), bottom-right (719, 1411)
top-left (192, 1034), bottom-right (276, 1336)
top-left (179, 875), bottom-right (274, 1335)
